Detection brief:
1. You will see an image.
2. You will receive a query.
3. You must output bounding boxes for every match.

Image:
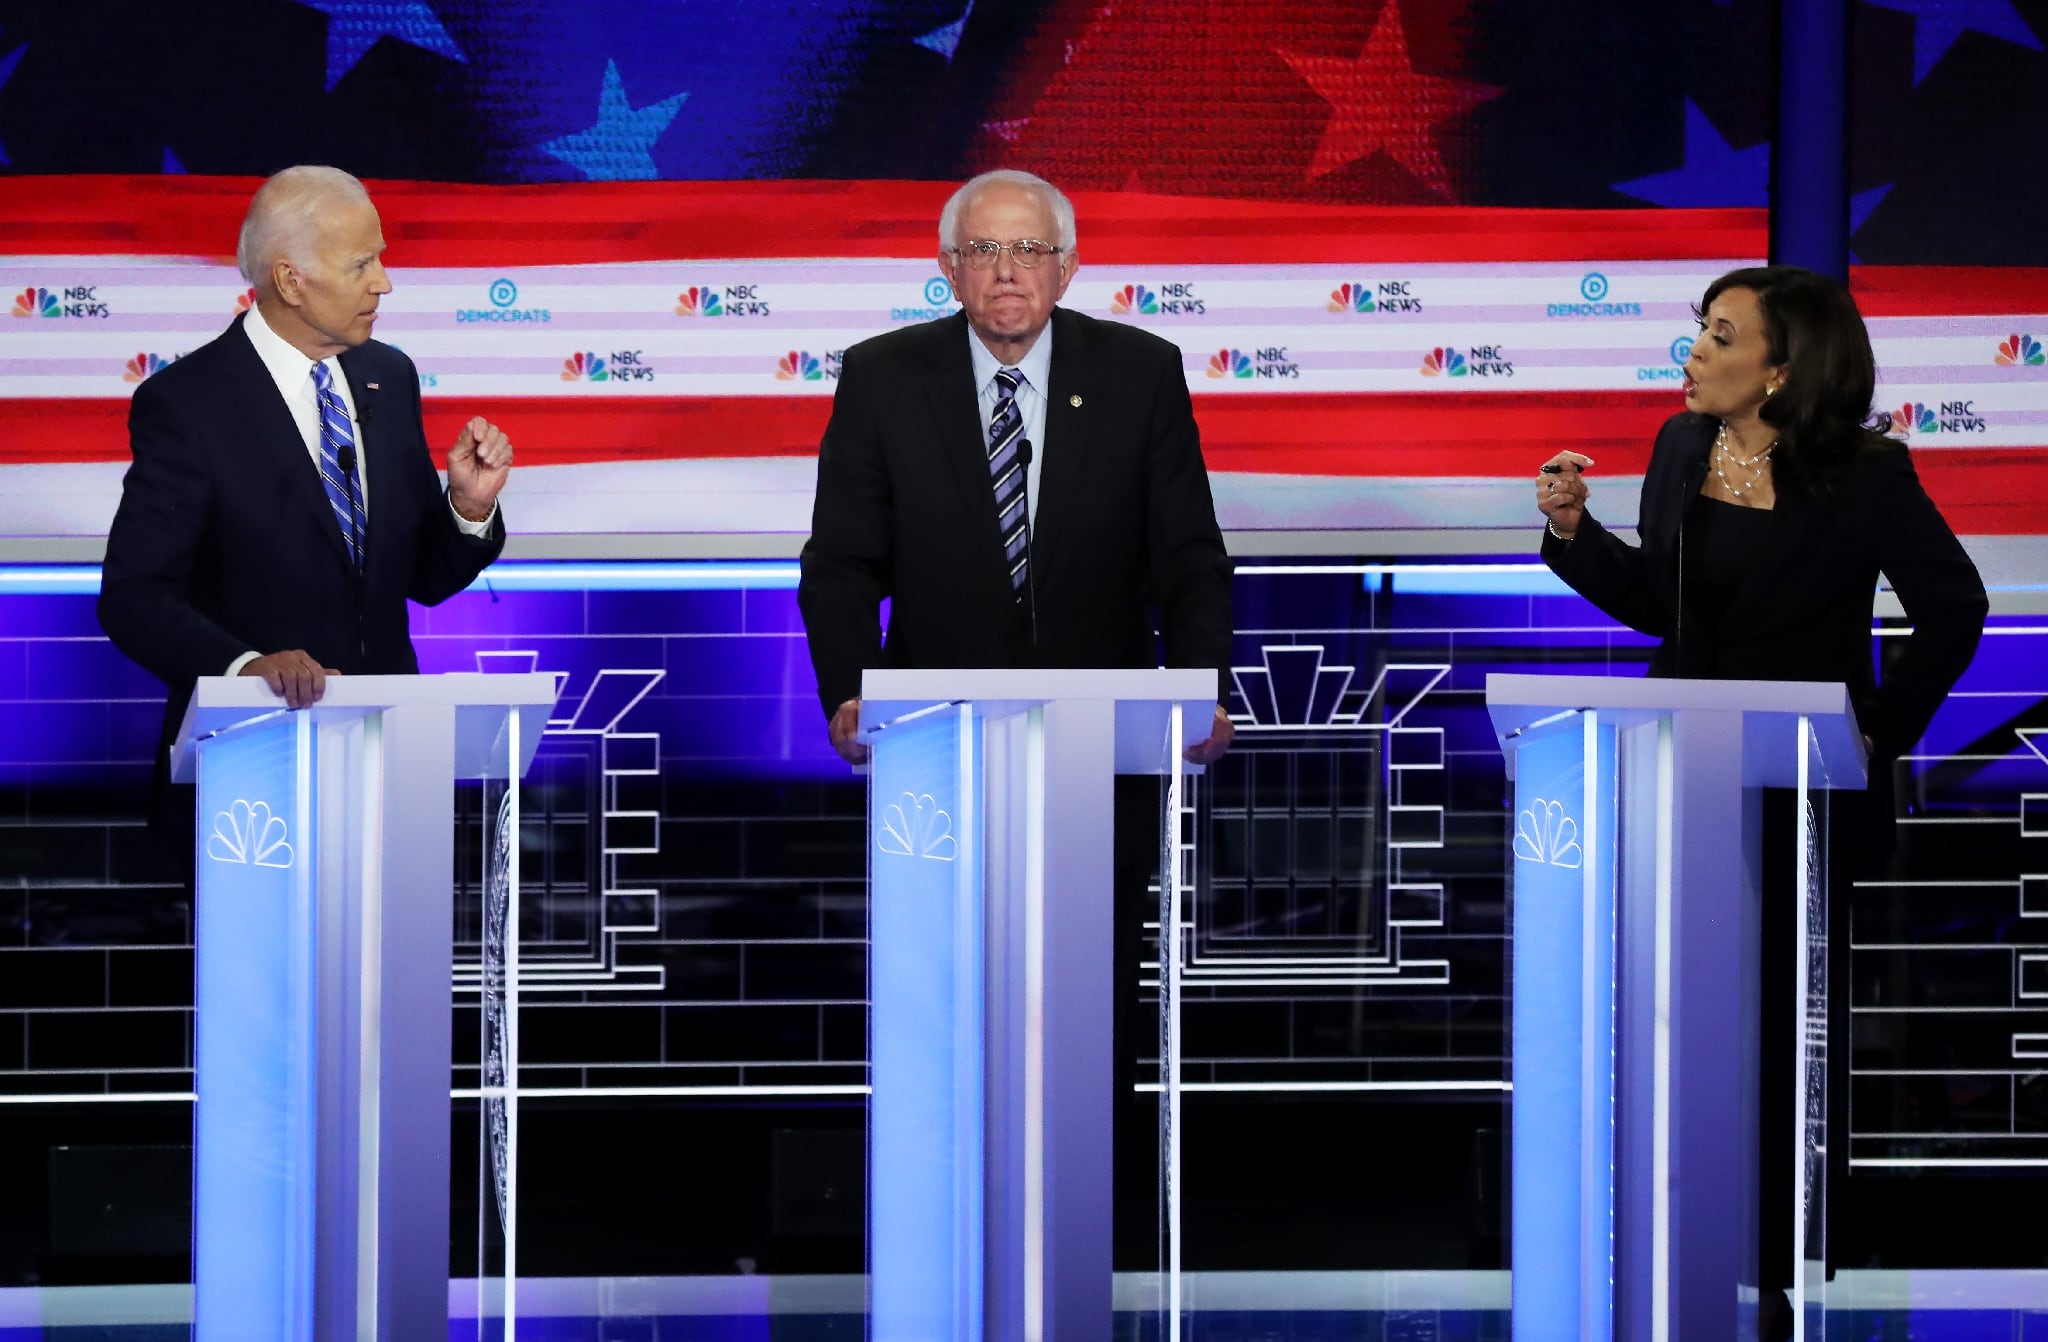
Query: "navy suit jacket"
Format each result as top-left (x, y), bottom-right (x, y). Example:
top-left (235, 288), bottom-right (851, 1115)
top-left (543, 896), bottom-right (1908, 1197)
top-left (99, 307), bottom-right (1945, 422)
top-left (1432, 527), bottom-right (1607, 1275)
top-left (797, 308), bottom-right (1234, 716)
top-left (1542, 412), bottom-right (1986, 765)
top-left (98, 313), bottom-right (504, 793)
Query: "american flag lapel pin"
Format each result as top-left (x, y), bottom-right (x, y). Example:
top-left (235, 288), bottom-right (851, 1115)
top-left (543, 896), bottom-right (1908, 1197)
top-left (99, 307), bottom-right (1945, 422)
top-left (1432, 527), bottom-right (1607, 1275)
top-left (366, 382), bottom-right (380, 391)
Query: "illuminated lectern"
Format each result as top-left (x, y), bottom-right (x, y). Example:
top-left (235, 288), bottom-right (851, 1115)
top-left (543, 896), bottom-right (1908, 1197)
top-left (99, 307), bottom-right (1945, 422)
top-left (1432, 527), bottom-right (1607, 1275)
top-left (1486, 674), bottom-right (1866, 1342)
top-left (172, 672), bottom-right (557, 1341)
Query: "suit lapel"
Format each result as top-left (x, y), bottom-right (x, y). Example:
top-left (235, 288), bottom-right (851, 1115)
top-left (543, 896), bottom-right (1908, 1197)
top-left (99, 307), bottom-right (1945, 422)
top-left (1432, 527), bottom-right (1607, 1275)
top-left (222, 315), bottom-right (354, 571)
top-left (1033, 308), bottom-right (1098, 582)
top-left (922, 315), bottom-right (1009, 578)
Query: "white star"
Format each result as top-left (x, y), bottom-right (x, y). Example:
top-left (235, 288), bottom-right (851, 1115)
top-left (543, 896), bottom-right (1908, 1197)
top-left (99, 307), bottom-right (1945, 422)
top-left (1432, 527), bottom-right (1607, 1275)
top-left (542, 60), bottom-right (689, 182)
top-left (915, 2), bottom-right (975, 62)
top-left (295, 1), bottom-right (465, 91)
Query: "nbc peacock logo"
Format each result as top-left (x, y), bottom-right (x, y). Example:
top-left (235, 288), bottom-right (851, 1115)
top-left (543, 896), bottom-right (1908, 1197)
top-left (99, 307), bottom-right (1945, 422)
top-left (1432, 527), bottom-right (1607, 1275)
top-left (11, 287), bottom-right (58, 318)
top-left (674, 286), bottom-right (724, 317)
top-left (1889, 401), bottom-right (1936, 436)
top-left (776, 350), bottom-right (823, 381)
top-left (1206, 348), bottom-right (1252, 379)
top-left (122, 353), bottom-right (172, 383)
top-left (1420, 346), bottom-right (1467, 377)
top-left (1110, 284), bottom-right (1159, 316)
top-left (560, 352), bottom-right (609, 382)
top-left (1996, 334), bottom-right (2045, 367)
top-left (234, 287), bottom-right (257, 314)
top-left (1328, 283), bottom-right (1375, 314)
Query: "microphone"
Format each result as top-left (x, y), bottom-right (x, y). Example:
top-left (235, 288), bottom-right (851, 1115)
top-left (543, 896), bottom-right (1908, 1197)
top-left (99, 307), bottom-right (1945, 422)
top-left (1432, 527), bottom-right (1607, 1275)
top-left (1018, 439), bottom-right (1033, 466)
top-left (337, 443), bottom-right (356, 473)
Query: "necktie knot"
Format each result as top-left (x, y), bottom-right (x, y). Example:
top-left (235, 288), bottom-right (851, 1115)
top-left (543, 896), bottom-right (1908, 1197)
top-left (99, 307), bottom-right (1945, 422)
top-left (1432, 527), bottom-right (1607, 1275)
top-left (995, 366), bottom-right (1021, 396)
top-left (310, 361), bottom-right (333, 395)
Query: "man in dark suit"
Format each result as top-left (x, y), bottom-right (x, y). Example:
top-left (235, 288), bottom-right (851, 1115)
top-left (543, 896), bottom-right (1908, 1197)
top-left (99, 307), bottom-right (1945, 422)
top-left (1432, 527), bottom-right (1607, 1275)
top-left (798, 169), bottom-right (1234, 762)
top-left (98, 165), bottom-right (511, 810)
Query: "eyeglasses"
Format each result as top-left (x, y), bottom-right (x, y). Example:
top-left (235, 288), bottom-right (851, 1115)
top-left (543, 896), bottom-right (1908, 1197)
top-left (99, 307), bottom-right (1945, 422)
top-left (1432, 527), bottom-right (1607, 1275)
top-left (950, 239), bottom-right (1063, 270)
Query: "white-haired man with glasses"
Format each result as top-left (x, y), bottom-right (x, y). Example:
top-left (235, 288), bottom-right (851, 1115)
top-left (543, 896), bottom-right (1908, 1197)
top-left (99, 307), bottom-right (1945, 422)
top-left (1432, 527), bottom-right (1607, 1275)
top-left (798, 168), bottom-right (1234, 765)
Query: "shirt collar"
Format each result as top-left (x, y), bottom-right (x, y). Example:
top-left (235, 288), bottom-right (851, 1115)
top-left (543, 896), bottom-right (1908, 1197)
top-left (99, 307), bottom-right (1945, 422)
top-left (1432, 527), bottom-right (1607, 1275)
top-left (968, 316), bottom-right (1055, 396)
top-left (242, 297), bottom-right (337, 394)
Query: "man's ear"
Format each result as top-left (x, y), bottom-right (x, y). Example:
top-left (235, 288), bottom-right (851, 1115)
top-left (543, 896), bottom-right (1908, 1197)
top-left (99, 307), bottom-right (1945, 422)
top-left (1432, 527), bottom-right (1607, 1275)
top-left (271, 260), bottom-right (302, 309)
top-left (937, 250), bottom-right (959, 289)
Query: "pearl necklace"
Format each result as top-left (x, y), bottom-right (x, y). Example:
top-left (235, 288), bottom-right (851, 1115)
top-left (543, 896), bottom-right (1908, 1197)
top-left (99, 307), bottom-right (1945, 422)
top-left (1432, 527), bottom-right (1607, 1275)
top-left (1712, 421), bottom-right (1776, 504)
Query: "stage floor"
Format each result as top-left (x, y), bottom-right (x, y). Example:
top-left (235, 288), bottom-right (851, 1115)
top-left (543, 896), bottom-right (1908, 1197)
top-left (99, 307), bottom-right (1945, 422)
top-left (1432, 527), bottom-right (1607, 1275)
top-left (2, 1271), bottom-right (2043, 1339)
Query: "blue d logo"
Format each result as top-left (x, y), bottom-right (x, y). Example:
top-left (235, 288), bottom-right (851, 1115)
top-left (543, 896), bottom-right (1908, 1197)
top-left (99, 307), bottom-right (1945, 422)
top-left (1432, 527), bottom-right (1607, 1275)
top-left (1670, 335), bottom-right (1695, 365)
top-left (924, 276), bottom-right (954, 306)
top-left (1580, 273), bottom-right (1609, 302)
top-left (489, 278), bottom-right (519, 308)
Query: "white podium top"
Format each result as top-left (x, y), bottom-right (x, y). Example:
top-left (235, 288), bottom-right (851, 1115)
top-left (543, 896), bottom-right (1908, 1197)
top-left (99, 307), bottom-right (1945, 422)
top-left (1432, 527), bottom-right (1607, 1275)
top-left (1485, 672), bottom-right (1868, 789)
top-left (860, 667), bottom-right (1219, 776)
top-left (171, 672), bottom-right (561, 782)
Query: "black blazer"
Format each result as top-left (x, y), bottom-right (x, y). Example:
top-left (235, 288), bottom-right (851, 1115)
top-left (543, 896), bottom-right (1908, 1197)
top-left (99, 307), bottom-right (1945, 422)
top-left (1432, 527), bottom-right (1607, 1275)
top-left (1543, 412), bottom-right (1987, 763)
top-left (99, 313), bottom-right (504, 785)
top-left (797, 308), bottom-right (1234, 716)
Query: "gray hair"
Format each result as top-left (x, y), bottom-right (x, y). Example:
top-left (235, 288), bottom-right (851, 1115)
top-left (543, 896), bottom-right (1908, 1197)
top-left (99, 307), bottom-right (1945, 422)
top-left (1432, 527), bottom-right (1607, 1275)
top-left (938, 170), bottom-right (1077, 253)
top-left (236, 165), bottom-right (373, 286)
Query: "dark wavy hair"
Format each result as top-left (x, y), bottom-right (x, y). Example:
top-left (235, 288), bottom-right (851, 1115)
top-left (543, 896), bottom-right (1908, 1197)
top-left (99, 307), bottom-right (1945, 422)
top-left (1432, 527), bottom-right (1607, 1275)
top-left (1693, 265), bottom-right (1887, 496)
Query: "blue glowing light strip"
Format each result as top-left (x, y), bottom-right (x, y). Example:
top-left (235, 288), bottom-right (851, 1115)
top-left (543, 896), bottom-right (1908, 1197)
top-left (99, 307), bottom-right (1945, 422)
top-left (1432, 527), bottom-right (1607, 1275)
top-left (0, 562), bottom-right (803, 595)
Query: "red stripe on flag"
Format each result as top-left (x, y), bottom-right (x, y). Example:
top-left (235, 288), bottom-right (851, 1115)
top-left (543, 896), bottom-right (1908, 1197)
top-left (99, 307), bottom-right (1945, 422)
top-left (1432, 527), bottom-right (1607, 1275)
top-left (1852, 266), bottom-right (2048, 317)
top-left (0, 390), bottom-right (1678, 472)
top-left (8, 393), bottom-right (2043, 533)
top-left (0, 176), bottom-right (1766, 266)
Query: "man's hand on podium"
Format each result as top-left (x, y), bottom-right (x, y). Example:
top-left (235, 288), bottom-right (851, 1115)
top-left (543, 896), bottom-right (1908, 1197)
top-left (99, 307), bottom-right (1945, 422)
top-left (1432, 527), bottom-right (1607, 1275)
top-left (830, 697), bottom-right (870, 766)
top-left (1184, 704), bottom-right (1234, 766)
top-left (241, 650), bottom-right (338, 710)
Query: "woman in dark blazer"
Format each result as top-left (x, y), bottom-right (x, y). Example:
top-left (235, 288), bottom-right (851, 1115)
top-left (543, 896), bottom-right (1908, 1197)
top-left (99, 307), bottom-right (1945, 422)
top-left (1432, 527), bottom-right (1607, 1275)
top-left (1533, 265), bottom-right (1988, 1337)
top-left (1536, 265), bottom-right (1986, 761)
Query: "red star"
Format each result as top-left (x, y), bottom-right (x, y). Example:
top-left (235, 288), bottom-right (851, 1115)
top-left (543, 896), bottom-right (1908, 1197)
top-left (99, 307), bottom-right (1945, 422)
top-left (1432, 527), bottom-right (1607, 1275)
top-left (1279, 2), bottom-right (1503, 196)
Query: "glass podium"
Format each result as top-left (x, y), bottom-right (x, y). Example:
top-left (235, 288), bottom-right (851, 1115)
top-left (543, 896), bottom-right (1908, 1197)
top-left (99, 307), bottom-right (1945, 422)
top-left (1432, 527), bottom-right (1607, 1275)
top-left (1485, 674), bottom-right (1862, 1342)
top-left (173, 672), bottom-right (557, 1341)
top-left (859, 667), bottom-right (1215, 1342)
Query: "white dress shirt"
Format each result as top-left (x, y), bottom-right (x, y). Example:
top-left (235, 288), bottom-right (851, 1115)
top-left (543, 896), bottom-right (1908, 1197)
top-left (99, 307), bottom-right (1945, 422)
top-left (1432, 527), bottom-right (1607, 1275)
top-left (227, 302), bottom-right (493, 675)
top-left (968, 322), bottom-right (1053, 525)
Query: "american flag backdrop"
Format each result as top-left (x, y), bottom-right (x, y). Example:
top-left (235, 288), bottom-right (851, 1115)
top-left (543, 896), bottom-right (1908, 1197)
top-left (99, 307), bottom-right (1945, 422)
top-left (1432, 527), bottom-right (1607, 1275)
top-left (0, 0), bottom-right (2042, 539)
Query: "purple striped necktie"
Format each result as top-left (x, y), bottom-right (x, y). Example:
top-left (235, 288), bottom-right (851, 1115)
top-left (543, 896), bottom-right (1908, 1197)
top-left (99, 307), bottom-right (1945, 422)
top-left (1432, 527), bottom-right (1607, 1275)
top-left (988, 366), bottom-right (1029, 597)
top-left (309, 362), bottom-right (366, 572)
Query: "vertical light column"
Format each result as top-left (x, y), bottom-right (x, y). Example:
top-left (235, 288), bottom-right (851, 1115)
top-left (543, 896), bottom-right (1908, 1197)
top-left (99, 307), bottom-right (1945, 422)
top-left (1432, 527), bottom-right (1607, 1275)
top-left (474, 709), bottom-right (523, 1339)
top-left (193, 712), bottom-right (318, 1341)
top-left (1791, 716), bottom-right (1829, 1340)
top-left (1662, 709), bottom-right (1757, 1340)
top-left (1159, 705), bottom-right (1185, 1342)
top-left (369, 703), bottom-right (459, 1341)
top-left (869, 705), bottom-right (985, 1342)
top-left (1034, 698), bottom-right (1118, 1342)
top-left (1509, 712), bottom-right (1617, 1341)
top-left (1613, 715), bottom-right (1675, 1342)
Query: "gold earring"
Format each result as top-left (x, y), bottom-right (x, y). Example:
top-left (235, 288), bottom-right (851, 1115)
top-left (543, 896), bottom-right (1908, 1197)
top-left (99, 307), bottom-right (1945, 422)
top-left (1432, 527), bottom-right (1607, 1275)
top-left (1766, 384), bottom-right (1778, 397)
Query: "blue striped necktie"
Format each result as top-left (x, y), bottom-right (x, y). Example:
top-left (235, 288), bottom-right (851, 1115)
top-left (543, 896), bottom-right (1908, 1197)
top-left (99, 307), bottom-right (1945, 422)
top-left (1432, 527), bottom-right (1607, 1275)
top-left (308, 362), bottom-right (366, 572)
top-left (988, 366), bottom-right (1029, 597)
